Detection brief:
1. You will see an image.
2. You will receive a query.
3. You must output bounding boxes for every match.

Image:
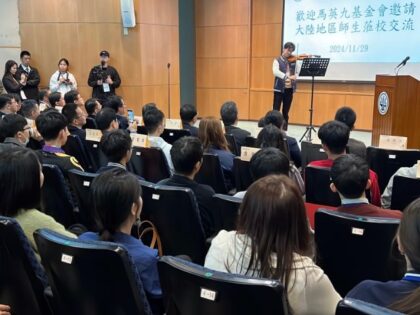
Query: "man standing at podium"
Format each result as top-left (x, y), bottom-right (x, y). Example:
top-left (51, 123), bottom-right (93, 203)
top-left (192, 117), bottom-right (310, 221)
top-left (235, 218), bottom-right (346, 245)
top-left (272, 42), bottom-right (297, 130)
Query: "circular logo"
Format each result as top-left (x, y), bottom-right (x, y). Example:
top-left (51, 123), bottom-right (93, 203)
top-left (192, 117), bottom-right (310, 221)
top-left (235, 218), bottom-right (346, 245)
top-left (378, 91), bottom-right (389, 116)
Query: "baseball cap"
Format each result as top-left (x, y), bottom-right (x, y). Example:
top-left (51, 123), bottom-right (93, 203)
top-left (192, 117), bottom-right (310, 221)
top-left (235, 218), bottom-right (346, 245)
top-left (99, 50), bottom-right (110, 57)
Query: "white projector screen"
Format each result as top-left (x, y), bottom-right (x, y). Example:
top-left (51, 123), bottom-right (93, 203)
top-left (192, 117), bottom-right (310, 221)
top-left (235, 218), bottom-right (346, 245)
top-left (283, 0), bottom-right (420, 82)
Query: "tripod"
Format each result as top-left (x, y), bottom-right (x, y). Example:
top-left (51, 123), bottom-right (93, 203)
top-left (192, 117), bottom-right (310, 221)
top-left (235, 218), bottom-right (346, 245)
top-left (298, 57), bottom-right (330, 142)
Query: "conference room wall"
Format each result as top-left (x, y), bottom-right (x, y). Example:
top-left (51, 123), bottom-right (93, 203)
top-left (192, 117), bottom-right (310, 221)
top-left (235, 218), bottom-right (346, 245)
top-left (18, 0), bottom-right (180, 118)
top-left (196, 0), bottom-right (375, 130)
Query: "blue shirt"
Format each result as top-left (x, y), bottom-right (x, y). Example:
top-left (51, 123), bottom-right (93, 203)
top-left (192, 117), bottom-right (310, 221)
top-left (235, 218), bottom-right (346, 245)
top-left (207, 146), bottom-right (234, 172)
top-left (79, 231), bottom-right (162, 298)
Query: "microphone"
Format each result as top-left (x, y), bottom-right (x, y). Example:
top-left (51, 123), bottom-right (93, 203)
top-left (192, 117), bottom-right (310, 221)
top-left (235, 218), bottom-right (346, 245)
top-left (167, 63), bottom-right (171, 69)
top-left (396, 56), bottom-right (410, 68)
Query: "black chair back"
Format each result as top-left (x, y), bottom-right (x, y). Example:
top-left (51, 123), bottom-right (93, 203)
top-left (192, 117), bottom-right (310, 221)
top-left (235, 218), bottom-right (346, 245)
top-left (305, 165), bottom-right (341, 207)
top-left (0, 216), bottom-right (51, 315)
top-left (161, 129), bottom-right (191, 145)
top-left (84, 117), bottom-right (97, 129)
top-left (233, 157), bottom-right (253, 191)
top-left (301, 141), bottom-right (328, 169)
top-left (62, 135), bottom-right (96, 172)
top-left (212, 194), bottom-right (241, 232)
top-left (391, 175), bottom-right (420, 210)
top-left (129, 147), bottom-right (171, 183)
top-left (315, 209), bottom-right (401, 296)
top-left (225, 134), bottom-right (240, 156)
top-left (41, 164), bottom-right (77, 228)
top-left (367, 146), bottom-right (420, 193)
top-left (138, 179), bottom-right (157, 222)
top-left (85, 139), bottom-right (108, 169)
top-left (244, 136), bottom-right (257, 148)
top-left (148, 185), bottom-right (206, 264)
top-left (67, 169), bottom-right (98, 230)
top-left (34, 229), bottom-right (152, 315)
top-left (158, 256), bottom-right (287, 315)
top-left (336, 298), bottom-right (404, 315)
top-left (196, 154), bottom-right (228, 194)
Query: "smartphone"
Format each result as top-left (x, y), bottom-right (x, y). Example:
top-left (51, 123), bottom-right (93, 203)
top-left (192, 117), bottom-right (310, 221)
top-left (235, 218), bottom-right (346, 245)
top-left (128, 109), bottom-right (134, 123)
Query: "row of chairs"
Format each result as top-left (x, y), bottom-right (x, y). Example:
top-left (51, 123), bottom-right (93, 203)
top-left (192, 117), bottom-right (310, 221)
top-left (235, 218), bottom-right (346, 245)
top-left (0, 215), bottom-right (403, 314)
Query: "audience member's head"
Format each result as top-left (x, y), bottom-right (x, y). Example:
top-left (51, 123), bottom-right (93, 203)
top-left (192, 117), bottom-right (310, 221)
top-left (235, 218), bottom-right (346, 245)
top-left (104, 95), bottom-right (125, 115)
top-left (48, 92), bottom-right (65, 109)
top-left (318, 120), bottom-right (350, 156)
top-left (143, 107), bottom-right (165, 136)
top-left (335, 106), bottom-right (357, 131)
top-left (180, 103), bottom-right (197, 125)
top-left (85, 98), bottom-right (102, 116)
top-left (220, 101), bottom-right (238, 127)
top-left (91, 169), bottom-right (142, 241)
top-left (0, 114), bottom-right (30, 144)
top-left (170, 136), bottom-right (203, 177)
top-left (256, 124), bottom-right (287, 155)
top-left (6, 94), bottom-right (19, 114)
top-left (250, 148), bottom-right (290, 181)
top-left (35, 110), bottom-right (68, 144)
top-left (95, 108), bottom-right (119, 132)
top-left (64, 90), bottom-right (84, 106)
top-left (20, 50), bottom-right (32, 66)
top-left (0, 148), bottom-right (42, 217)
top-left (0, 95), bottom-right (12, 113)
top-left (21, 99), bottom-right (40, 120)
top-left (142, 102), bottom-right (157, 117)
top-left (330, 154), bottom-right (370, 199)
top-left (38, 89), bottom-right (51, 104)
top-left (62, 103), bottom-right (86, 128)
top-left (3, 60), bottom-right (18, 77)
top-left (100, 130), bottom-right (132, 165)
top-left (263, 110), bottom-right (285, 130)
top-left (198, 117), bottom-right (229, 151)
top-left (237, 175), bottom-right (311, 288)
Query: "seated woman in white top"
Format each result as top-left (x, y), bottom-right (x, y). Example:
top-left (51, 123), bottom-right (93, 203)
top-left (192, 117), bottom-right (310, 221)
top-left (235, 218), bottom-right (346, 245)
top-left (205, 175), bottom-right (341, 315)
top-left (49, 58), bottom-right (77, 96)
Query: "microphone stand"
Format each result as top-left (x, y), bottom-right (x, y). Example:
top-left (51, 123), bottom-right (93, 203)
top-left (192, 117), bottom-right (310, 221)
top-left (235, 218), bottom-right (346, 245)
top-left (167, 63), bottom-right (171, 118)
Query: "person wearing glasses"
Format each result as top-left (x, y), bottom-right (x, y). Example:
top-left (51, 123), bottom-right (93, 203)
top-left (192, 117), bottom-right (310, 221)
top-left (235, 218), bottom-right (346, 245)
top-left (0, 114), bottom-right (31, 152)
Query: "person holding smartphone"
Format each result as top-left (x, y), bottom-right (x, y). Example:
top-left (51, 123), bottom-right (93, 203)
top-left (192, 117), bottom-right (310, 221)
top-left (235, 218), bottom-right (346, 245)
top-left (49, 58), bottom-right (78, 95)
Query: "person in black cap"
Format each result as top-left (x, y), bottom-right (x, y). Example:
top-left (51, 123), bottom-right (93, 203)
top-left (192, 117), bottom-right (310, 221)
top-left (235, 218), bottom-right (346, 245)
top-left (87, 50), bottom-right (121, 103)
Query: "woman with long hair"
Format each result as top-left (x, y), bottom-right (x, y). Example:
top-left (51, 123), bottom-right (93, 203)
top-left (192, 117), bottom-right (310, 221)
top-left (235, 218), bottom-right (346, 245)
top-left (2, 60), bottom-right (26, 95)
top-left (347, 198), bottom-right (420, 314)
top-left (49, 58), bottom-right (77, 95)
top-left (205, 175), bottom-right (341, 314)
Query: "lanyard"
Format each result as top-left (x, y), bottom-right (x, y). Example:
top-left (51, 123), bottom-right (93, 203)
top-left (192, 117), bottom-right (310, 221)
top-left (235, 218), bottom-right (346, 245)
top-left (403, 273), bottom-right (420, 283)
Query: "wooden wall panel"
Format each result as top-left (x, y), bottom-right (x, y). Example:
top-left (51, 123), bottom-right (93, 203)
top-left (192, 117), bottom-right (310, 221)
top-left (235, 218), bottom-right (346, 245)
top-left (197, 88), bottom-right (249, 119)
top-left (196, 0), bottom-right (250, 26)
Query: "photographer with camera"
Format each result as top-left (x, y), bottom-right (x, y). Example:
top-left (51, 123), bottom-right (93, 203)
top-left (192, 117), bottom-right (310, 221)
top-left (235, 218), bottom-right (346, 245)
top-left (49, 58), bottom-right (78, 95)
top-left (87, 50), bottom-right (121, 104)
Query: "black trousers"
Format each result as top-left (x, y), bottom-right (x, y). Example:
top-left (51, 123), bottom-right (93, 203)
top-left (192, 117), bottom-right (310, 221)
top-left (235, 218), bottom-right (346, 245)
top-left (273, 88), bottom-right (294, 129)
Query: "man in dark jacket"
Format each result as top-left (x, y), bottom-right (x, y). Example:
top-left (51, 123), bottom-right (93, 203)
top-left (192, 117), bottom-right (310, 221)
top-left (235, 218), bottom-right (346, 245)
top-left (16, 51), bottom-right (41, 101)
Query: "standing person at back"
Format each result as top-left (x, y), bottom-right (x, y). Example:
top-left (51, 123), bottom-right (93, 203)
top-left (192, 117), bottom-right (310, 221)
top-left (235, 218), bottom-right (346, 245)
top-left (220, 101), bottom-right (250, 149)
top-left (16, 51), bottom-right (40, 100)
top-left (87, 50), bottom-right (121, 104)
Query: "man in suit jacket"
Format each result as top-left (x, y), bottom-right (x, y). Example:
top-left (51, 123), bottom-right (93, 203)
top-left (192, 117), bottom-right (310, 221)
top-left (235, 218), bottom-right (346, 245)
top-left (16, 51), bottom-right (40, 101)
top-left (220, 101), bottom-right (250, 149)
top-left (62, 103), bottom-right (87, 140)
top-left (180, 103), bottom-right (198, 137)
top-left (330, 154), bottom-right (402, 219)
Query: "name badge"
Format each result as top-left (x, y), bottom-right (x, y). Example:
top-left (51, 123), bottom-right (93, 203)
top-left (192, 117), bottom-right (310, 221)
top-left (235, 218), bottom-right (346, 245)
top-left (103, 83), bottom-right (110, 93)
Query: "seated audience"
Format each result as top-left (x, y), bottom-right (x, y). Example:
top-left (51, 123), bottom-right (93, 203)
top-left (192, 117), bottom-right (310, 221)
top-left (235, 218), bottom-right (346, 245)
top-left (62, 103), bottom-right (87, 140)
top-left (48, 91), bottom-right (65, 112)
top-left (0, 148), bottom-right (76, 255)
top-left (256, 124), bottom-right (304, 194)
top-left (381, 163), bottom-right (417, 209)
top-left (21, 99), bottom-right (40, 123)
top-left (79, 169), bottom-right (162, 308)
top-left (142, 102), bottom-right (156, 116)
top-left (0, 114), bottom-right (30, 151)
top-left (143, 107), bottom-right (174, 173)
top-left (334, 106), bottom-right (367, 159)
top-left (330, 154), bottom-right (402, 219)
top-left (85, 97), bottom-right (102, 119)
top-left (158, 136), bottom-right (216, 238)
top-left (220, 101), bottom-right (250, 148)
top-left (35, 110), bottom-right (83, 172)
top-left (95, 107), bottom-right (119, 133)
top-left (104, 95), bottom-right (129, 130)
top-left (205, 175), bottom-right (341, 315)
top-left (262, 110), bottom-right (302, 168)
top-left (64, 89), bottom-right (84, 107)
top-left (97, 130), bottom-right (132, 173)
top-left (234, 147), bottom-right (290, 198)
top-left (346, 198), bottom-right (420, 314)
top-left (308, 120), bottom-right (381, 206)
top-left (0, 94), bottom-right (18, 118)
top-left (180, 103), bottom-right (198, 137)
top-left (198, 116), bottom-right (235, 184)
top-left (38, 88), bottom-right (51, 111)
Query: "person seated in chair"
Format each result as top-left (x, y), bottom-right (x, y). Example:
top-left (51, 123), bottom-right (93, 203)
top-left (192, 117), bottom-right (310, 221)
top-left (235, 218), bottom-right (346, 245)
top-left (35, 109), bottom-right (83, 173)
top-left (85, 98), bottom-right (102, 119)
top-left (234, 147), bottom-right (290, 198)
top-left (95, 107), bottom-right (119, 134)
top-left (143, 107), bottom-right (174, 174)
top-left (330, 154), bottom-right (402, 219)
top-left (0, 94), bottom-right (18, 118)
top-left (103, 95), bottom-right (131, 131)
top-left (158, 136), bottom-right (216, 238)
top-left (79, 169), bottom-right (162, 310)
top-left (48, 91), bottom-right (65, 112)
top-left (97, 130), bottom-right (133, 174)
top-left (346, 198), bottom-right (420, 313)
top-left (334, 106), bottom-right (366, 160)
top-left (220, 101), bottom-right (250, 148)
top-left (64, 89), bottom-right (84, 108)
top-left (308, 120), bottom-right (381, 206)
top-left (0, 114), bottom-right (31, 152)
top-left (180, 103), bottom-right (198, 137)
top-left (62, 103), bottom-right (87, 140)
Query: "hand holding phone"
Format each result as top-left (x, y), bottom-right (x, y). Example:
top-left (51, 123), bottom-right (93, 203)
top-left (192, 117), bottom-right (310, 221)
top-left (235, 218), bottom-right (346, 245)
top-left (128, 109), bottom-right (134, 123)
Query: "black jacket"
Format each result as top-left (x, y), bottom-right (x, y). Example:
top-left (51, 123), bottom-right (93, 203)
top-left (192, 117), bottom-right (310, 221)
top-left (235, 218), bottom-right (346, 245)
top-left (16, 65), bottom-right (41, 100)
top-left (2, 74), bottom-right (22, 94)
top-left (182, 122), bottom-right (198, 137)
top-left (225, 125), bottom-right (251, 148)
top-left (87, 65), bottom-right (121, 102)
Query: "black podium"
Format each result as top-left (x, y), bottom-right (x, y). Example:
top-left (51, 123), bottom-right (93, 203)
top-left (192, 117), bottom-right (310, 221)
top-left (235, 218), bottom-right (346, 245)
top-left (299, 58), bottom-right (330, 142)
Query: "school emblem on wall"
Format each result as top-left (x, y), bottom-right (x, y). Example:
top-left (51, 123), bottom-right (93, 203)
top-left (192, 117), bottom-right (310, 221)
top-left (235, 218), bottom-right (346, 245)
top-left (378, 91), bottom-right (389, 116)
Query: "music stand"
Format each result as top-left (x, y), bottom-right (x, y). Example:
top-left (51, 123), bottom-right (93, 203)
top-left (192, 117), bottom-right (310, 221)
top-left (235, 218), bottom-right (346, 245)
top-left (299, 58), bottom-right (330, 142)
